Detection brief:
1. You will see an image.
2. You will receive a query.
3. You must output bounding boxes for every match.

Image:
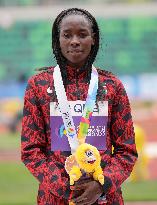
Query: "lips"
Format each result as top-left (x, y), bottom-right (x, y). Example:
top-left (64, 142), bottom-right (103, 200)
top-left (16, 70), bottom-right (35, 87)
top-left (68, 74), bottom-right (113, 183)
top-left (87, 160), bottom-right (96, 164)
top-left (68, 50), bottom-right (82, 53)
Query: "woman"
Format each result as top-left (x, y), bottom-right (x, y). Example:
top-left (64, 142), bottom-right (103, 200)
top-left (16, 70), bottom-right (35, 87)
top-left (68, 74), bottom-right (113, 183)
top-left (21, 8), bottom-right (138, 205)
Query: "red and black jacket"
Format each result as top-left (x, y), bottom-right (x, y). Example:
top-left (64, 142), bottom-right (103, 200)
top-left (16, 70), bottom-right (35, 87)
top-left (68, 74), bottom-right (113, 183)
top-left (21, 66), bottom-right (138, 205)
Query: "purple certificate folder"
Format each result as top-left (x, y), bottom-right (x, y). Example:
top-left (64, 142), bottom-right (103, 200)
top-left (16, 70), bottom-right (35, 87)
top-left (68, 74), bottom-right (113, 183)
top-left (50, 101), bottom-right (108, 151)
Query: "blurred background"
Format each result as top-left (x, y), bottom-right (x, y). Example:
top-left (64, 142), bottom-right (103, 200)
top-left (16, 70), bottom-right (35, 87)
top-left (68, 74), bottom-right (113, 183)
top-left (0, 0), bottom-right (157, 204)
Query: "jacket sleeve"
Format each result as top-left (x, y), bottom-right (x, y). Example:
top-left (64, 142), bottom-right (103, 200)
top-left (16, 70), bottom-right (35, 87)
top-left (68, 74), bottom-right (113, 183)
top-left (102, 80), bottom-right (138, 195)
top-left (21, 77), bottom-right (71, 199)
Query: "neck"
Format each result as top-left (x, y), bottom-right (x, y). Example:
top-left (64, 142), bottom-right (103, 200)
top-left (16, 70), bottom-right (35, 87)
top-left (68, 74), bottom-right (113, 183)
top-left (67, 62), bottom-right (84, 70)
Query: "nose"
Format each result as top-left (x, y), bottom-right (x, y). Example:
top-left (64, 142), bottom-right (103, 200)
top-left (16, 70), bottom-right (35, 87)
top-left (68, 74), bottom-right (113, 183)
top-left (70, 35), bottom-right (80, 47)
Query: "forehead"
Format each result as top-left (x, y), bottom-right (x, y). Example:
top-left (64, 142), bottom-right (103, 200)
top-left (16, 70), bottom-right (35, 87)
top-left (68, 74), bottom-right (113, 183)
top-left (60, 14), bottom-right (92, 31)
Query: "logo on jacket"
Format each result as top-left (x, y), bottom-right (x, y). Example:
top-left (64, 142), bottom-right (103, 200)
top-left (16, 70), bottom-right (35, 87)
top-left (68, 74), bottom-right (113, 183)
top-left (47, 87), bottom-right (52, 94)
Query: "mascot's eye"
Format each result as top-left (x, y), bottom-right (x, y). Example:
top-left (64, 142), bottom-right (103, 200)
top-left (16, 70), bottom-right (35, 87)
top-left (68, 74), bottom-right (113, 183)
top-left (86, 150), bottom-right (93, 157)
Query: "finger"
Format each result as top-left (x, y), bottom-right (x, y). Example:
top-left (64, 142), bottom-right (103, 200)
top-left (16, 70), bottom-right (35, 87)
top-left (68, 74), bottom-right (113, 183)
top-left (72, 198), bottom-right (88, 205)
top-left (73, 193), bottom-right (99, 205)
top-left (87, 198), bottom-right (99, 205)
top-left (77, 194), bottom-right (100, 205)
top-left (81, 196), bottom-right (99, 205)
top-left (75, 200), bottom-right (89, 205)
top-left (72, 193), bottom-right (87, 204)
top-left (74, 179), bottom-right (93, 187)
top-left (74, 197), bottom-right (96, 205)
top-left (73, 183), bottom-right (86, 190)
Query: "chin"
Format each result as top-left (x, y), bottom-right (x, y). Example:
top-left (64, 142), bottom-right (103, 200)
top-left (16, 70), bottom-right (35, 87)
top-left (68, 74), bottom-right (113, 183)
top-left (66, 56), bottom-right (88, 67)
top-left (69, 59), bottom-right (84, 66)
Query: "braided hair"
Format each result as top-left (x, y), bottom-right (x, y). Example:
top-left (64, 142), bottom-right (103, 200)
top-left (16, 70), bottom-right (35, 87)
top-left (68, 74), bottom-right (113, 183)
top-left (52, 8), bottom-right (99, 90)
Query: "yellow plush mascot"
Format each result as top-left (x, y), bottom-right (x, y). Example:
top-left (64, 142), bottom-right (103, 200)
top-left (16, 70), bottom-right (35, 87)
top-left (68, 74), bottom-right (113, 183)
top-left (68, 143), bottom-right (104, 186)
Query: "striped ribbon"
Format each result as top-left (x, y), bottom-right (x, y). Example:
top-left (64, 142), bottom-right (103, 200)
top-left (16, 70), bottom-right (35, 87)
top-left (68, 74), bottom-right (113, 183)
top-left (53, 65), bottom-right (98, 153)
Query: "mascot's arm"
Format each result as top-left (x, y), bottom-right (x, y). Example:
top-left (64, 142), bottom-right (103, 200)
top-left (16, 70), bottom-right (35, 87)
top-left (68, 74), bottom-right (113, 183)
top-left (93, 166), bottom-right (104, 185)
top-left (69, 166), bottom-right (82, 185)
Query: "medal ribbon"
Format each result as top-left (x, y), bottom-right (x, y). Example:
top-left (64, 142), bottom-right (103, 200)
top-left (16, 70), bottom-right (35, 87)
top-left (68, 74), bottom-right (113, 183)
top-left (53, 65), bottom-right (98, 153)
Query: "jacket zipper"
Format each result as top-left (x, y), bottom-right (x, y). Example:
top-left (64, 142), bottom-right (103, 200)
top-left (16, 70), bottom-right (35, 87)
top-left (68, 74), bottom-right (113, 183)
top-left (76, 68), bottom-right (80, 100)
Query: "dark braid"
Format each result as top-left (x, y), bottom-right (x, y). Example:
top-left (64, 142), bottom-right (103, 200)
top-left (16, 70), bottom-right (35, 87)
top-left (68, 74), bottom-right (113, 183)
top-left (52, 8), bottom-right (99, 89)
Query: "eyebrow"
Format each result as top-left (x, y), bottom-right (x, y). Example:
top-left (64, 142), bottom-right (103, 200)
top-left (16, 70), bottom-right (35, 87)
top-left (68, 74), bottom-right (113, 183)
top-left (61, 28), bottom-right (90, 33)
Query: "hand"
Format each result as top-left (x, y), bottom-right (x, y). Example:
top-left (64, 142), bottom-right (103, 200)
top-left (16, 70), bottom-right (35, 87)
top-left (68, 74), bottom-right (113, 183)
top-left (71, 180), bottom-right (103, 205)
top-left (70, 175), bottom-right (93, 201)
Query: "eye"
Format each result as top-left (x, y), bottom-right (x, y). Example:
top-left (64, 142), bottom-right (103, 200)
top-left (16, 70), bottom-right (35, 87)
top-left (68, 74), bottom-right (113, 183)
top-left (85, 150), bottom-right (93, 157)
top-left (79, 33), bottom-right (88, 38)
top-left (63, 33), bottom-right (71, 39)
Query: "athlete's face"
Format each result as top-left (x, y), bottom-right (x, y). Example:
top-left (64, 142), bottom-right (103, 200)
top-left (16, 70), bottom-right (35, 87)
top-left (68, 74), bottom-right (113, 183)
top-left (59, 15), bottom-right (94, 68)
